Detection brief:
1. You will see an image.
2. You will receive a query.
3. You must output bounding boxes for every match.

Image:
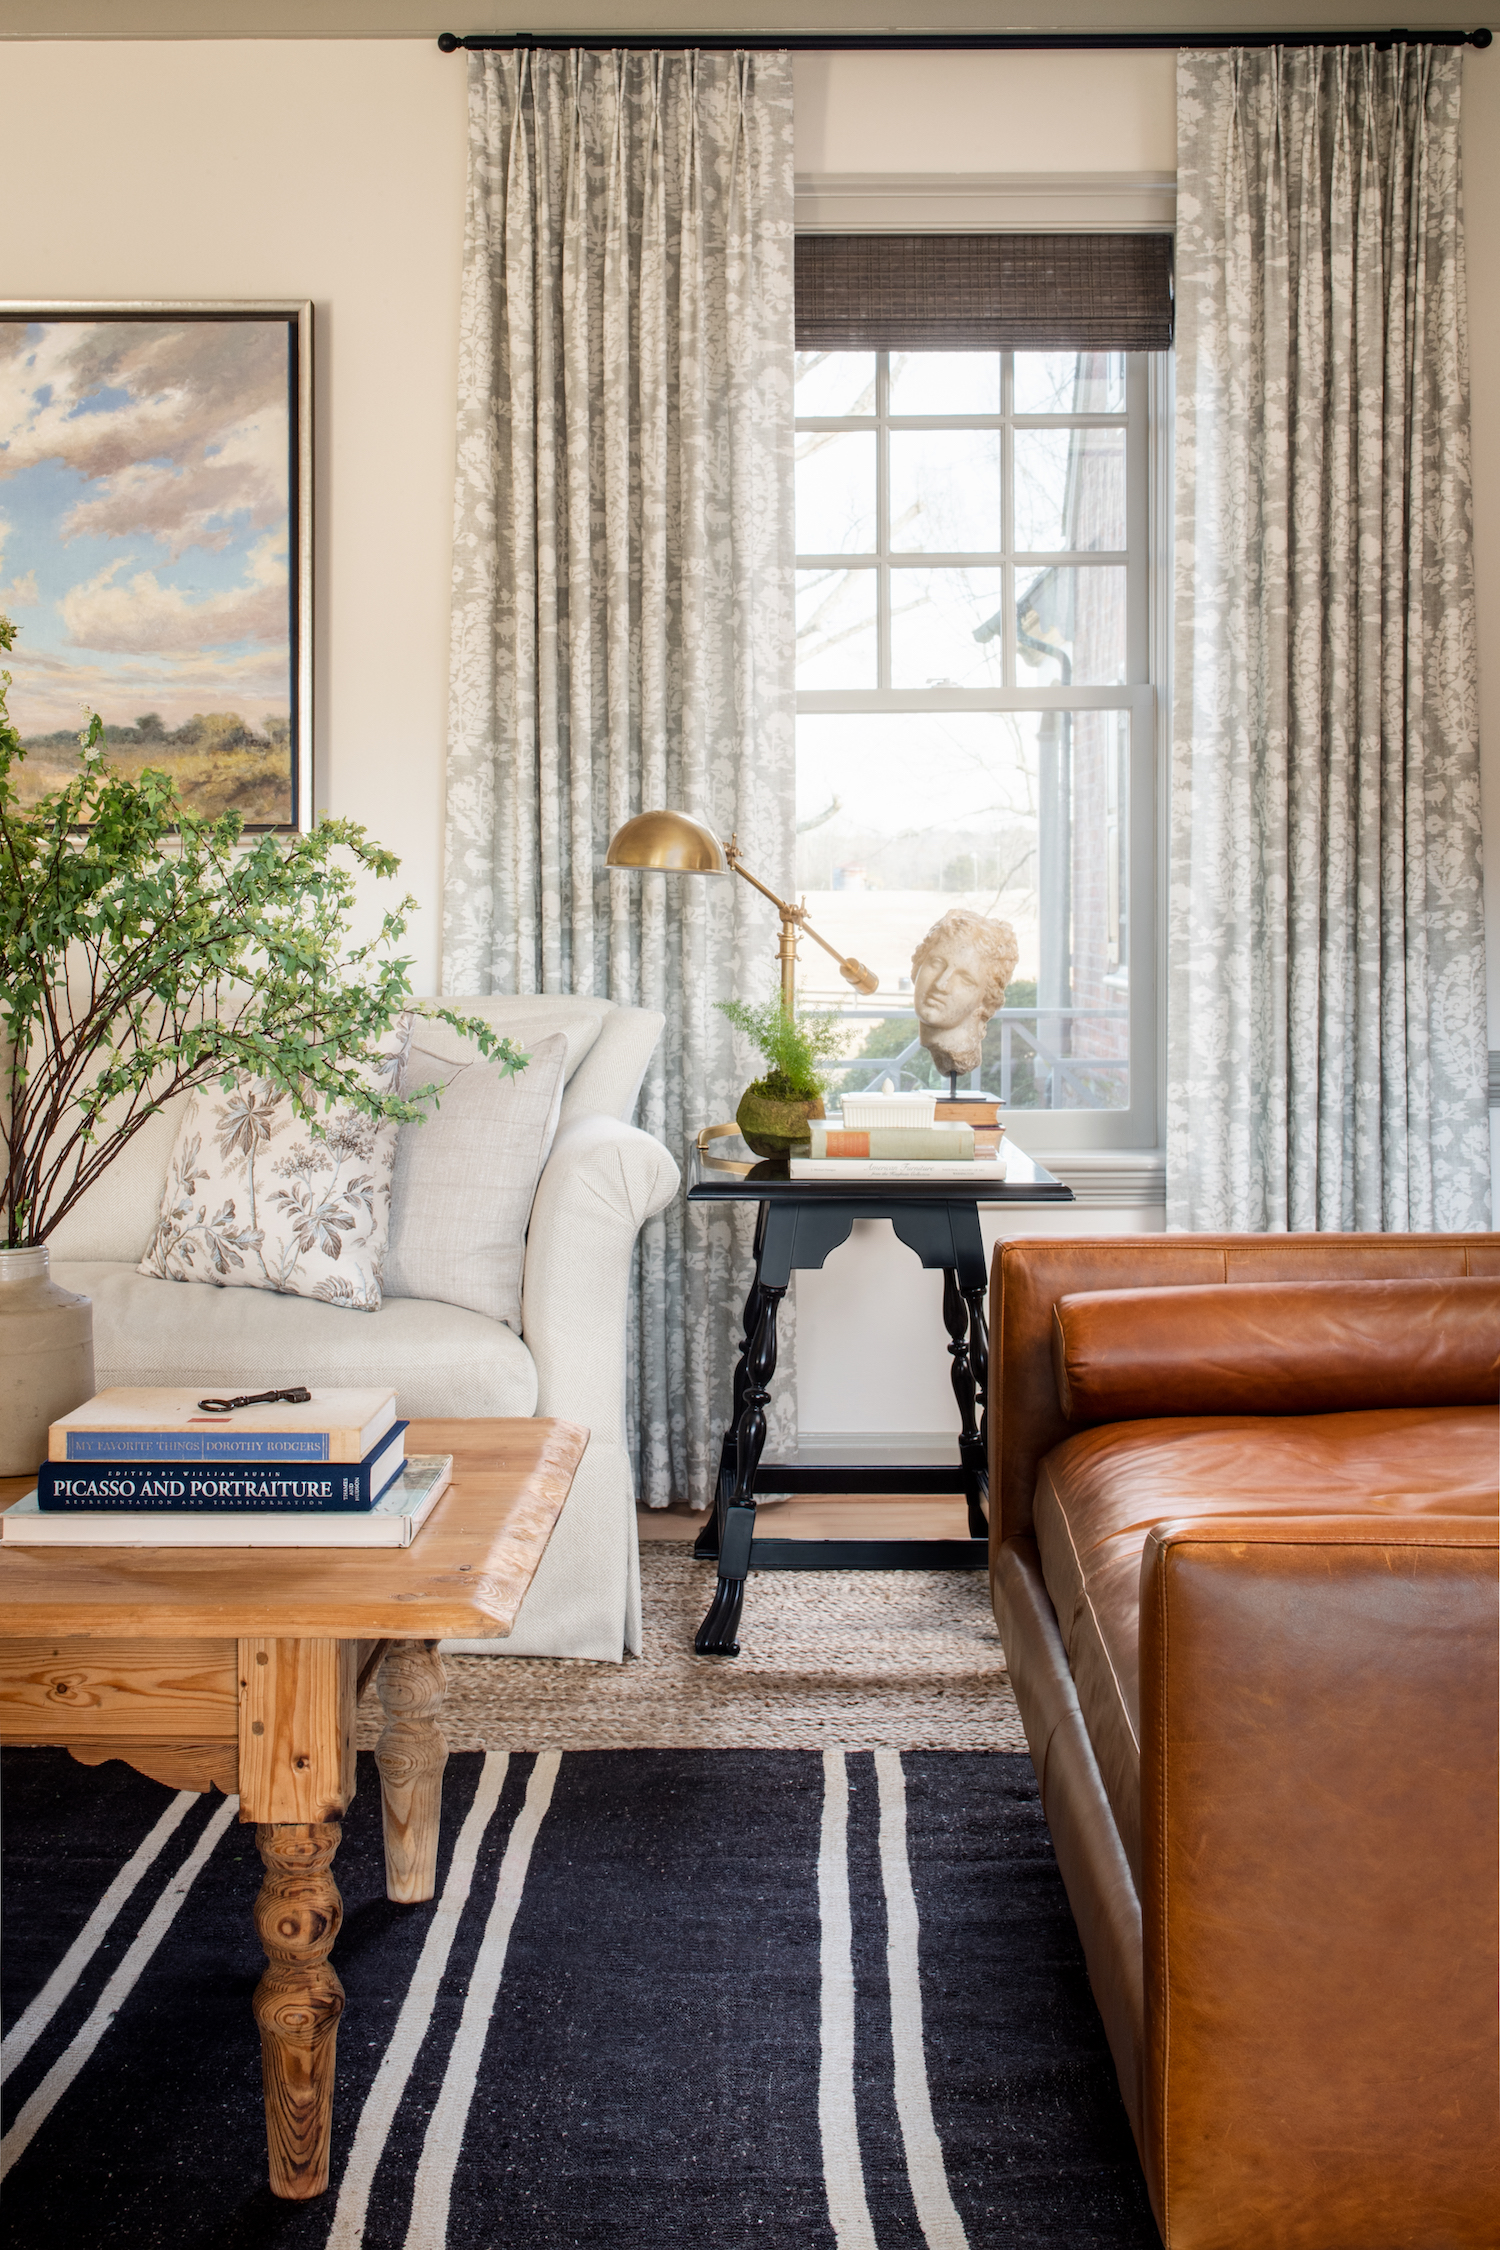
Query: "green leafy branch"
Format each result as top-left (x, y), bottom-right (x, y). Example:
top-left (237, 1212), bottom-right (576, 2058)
top-left (0, 616), bottom-right (526, 1246)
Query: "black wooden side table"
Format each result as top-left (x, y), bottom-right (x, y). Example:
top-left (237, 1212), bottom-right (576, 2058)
top-left (685, 1132), bottom-right (1073, 1654)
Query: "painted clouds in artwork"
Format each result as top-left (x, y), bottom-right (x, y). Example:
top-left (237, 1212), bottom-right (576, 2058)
top-left (0, 319), bottom-right (293, 736)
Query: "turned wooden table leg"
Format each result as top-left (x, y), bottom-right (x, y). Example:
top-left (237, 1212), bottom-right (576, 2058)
top-left (252, 1821), bottom-right (344, 2199)
top-left (374, 1640), bottom-right (449, 1903)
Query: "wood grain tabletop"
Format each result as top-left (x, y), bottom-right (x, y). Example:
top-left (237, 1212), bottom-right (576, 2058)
top-left (0, 1417), bottom-right (586, 1640)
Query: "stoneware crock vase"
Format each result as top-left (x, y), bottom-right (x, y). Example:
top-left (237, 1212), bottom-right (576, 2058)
top-left (0, 1247), bottom-right (95, 1476)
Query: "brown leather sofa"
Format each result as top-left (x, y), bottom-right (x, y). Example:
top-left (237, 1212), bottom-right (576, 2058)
top-left (989, 1232), bottom-right (1500, 2250)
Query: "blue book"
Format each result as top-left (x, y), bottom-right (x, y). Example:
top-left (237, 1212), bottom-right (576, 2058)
top-left (36, 1425), bottom-right (408, 1513)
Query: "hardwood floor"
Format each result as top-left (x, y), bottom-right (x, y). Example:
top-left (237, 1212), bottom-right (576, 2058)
top-left (636, 1495), bottom-right (975, 1541)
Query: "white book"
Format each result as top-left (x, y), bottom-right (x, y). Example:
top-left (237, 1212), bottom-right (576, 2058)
top-left (787, 1158), bottom-right (1009, 1180)
top-left (50, 1386), bottom-right (398, 1464)
top-left (2, 1455), bottom-right (452, 1549)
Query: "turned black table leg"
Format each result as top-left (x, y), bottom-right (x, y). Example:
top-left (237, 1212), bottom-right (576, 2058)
top-left (696, 1206), bottom-right (768, 1563)
top-left (943, 1264), bottom-right (990, 1537)
top-left (695, 1278), bottom-right (785, 1656)
top-left (939, 1203), bottom-right (991, 1541)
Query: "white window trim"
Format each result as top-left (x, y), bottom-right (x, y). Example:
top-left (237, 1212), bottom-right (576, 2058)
top-left (795, 350), bottom-right (1169, 1155)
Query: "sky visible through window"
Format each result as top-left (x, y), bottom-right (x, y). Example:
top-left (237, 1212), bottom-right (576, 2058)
top-left (794, 350), bottom-right (1137, 1110)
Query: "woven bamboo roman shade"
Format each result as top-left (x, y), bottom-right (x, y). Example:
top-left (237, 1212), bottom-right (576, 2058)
top-left (795, 234), bottom-right (1174, 350)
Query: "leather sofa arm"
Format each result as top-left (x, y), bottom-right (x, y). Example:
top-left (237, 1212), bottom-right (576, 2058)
top-left (1138, 1514), bottom-right (1499, 2249)
top-left (520, 1112), bottom-right (680, 1445)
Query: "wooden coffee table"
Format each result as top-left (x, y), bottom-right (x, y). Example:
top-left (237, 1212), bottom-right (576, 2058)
top-left (0, 1415), bottom-right (585, 2199)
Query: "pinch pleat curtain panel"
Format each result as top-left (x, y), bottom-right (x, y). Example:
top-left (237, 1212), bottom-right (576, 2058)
top-left (442, 49), bottom-right (798, 1504)
top-left (1170, 45), bottom-right (1489, 1232)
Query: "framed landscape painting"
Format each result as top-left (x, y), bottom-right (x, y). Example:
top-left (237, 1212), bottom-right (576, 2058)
top-left (0, 301), bottom-right (312, 830)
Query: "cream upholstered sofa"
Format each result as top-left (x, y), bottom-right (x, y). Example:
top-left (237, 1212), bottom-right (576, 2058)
top-left (46, 996), bottom-right (679, 1662)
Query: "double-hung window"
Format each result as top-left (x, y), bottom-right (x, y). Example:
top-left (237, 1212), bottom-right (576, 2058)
top-left (791, 241), bottom-right (1168, 1151)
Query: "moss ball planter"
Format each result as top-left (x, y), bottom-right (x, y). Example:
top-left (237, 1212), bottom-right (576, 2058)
top-left (735, 1083), bottom-right (825, 1159)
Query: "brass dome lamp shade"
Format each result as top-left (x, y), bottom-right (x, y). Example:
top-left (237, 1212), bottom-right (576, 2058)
top-left (604, 809), bottom-right (728, 874)
top-left (605, 809), bottom-right (880, 1009)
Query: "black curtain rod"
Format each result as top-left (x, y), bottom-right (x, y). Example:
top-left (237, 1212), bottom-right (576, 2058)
top-left (438, 27), bottom-right (1493, 55)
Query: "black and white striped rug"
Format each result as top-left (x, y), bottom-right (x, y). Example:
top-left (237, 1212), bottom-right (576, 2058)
top-left (1, 1748), bottom-right (1157, 2249)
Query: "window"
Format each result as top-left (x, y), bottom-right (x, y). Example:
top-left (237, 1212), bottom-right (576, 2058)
top-left (794, 347), bottom-right (1160, 1147)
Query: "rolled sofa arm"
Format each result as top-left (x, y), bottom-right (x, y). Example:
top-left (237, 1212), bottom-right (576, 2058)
top-left (1139, 1513), bottom-right (1499, 2250)
top-left (520, 1112), bottom-right (681, 1444)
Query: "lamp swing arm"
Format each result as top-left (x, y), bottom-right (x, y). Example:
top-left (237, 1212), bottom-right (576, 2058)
top-left (723, 838), bottom-right (879, 1006)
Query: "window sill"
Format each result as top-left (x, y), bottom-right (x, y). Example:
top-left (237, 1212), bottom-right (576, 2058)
top-left (1029, 1146), bottom-right (1166, 1208)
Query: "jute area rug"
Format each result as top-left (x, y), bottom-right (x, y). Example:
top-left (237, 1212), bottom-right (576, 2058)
top-left (356, 1544), bottom-right (1028, 1754)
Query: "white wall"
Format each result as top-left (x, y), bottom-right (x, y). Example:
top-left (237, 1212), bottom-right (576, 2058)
top-left (794, 49), bottom-right (1176, 176)
top-left (0, 1), bottom-right (1483, 36)
top-left (0, 40), bottom-right (468, 988)
top-left (2, 35), bottom-right (1496, 1445)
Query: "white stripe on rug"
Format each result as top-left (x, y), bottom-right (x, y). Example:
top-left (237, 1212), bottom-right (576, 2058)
top-left (0, 1792), bottom-right (238, 2180)
top-left (0, 1788), bottom-right (198, 2084)
top-left (401, 1751), bottom-right (561, 2250)
top-left (875, 1751), bottom-right (968, 2250)
top-left (325, 1752), bottom-right (511, 2250)
top-left (818, 1749), bottom-right (877, 2250)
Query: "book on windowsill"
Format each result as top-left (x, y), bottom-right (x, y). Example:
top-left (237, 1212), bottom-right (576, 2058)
top-left (48, 1386), bottom-right (398, 1464)
top-left (35, 1425), bottom-right (408, 1512)
top-left (788, 1156), bottom-right (1009, 1180)
top-left (2, 1454), bottom-right (452, 1548)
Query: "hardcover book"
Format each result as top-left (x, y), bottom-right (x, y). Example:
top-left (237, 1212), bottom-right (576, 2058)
top-left (788, 1157), bottom-right (1009, 1180)
top-left (809, 1123), bottom-right (976, 1161)
top-left (932, 1099), bottom-right (1002, 1128)
top-left (49, 1386), bottom-right (398, 1465)
top-left (36, 1425), bottom-right (408, 1512)
top-left (3, 1454), bottom-right (452, 1549)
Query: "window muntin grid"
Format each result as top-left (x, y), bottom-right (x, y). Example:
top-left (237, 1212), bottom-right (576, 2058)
top-left (795, 351), bottom-right (1137, 695)
top-left (793, 349), bottom-right (1155, 1136)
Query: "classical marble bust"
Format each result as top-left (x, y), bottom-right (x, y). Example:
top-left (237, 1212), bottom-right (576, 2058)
top-left (911, 909), bottom-right (1021, 1078)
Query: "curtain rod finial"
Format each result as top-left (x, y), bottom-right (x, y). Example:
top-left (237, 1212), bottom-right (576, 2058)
top-left (438, 32), bottom-right (460, 52)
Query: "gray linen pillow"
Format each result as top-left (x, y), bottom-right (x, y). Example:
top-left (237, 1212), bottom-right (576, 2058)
top-left (383, 1032), bottom-right (567, 1330)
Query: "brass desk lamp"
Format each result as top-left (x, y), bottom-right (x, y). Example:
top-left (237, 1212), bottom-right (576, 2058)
top-left (605, 810), bottom-right (879, 1010)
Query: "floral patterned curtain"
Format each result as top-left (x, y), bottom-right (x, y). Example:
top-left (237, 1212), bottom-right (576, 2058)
top-left (1170, 45), bottom-right (1489, 1232)
top-left (442, 48), bottom-right (798, 1502)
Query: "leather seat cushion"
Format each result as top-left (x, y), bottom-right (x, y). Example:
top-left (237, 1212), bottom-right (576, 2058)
top-left (1032, 1405), bottom-right (1500, 1890)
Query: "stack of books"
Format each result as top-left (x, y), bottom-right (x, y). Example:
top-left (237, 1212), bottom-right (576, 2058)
top-left (1, 1386), bottom-right (451, 1548)
top-left (790, 1107), bottom-right (1006, 1180)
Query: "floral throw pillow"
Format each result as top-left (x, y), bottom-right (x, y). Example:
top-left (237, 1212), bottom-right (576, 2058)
top-left (137, 1021), bottom-right (411, 1312)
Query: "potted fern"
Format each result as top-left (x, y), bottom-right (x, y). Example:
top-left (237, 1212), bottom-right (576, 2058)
top-left (716, 993), bottom-right (845, 1158)
top-left (0, 615), bottom-right (524, 1471)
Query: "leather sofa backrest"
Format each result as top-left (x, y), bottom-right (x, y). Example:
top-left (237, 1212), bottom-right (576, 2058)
top-left (1052, 1276), bottom-right (1500, 1423)
top-left (992, 1232), bottom-right (1500, 1542)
